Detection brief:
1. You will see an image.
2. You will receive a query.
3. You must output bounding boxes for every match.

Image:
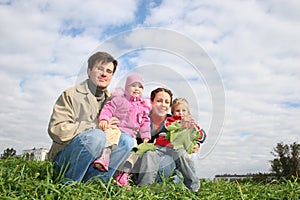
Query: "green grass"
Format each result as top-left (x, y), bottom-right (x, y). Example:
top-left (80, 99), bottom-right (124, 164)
top-left (0, 158), bottom-right (299, 199)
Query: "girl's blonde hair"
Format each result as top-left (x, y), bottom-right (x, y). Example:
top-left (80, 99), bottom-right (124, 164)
top-left (171, 98), bottom-right (190, 115)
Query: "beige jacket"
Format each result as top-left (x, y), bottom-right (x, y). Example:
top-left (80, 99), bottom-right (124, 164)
top-left (47, 79), bottom-right (110, 161)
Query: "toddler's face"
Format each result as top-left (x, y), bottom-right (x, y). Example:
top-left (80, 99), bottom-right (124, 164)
top-left (128, 82), bottom-right (143, 97)
top-left (173, 104), bottom-right (189, 117)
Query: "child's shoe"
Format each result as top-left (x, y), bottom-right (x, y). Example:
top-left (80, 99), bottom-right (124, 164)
top-left (115, 171), bottom-right (129, 186)
top-left (93, 151), bottom-right (110, 172)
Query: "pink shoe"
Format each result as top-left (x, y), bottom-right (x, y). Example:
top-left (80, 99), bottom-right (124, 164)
top-left (115, 171), bottom-right (129, 186)
top-left (93, 152), bottom-right (110, 172)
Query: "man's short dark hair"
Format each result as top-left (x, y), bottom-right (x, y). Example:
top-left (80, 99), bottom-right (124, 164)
top-left (87, 52), bottom-right (118, 73)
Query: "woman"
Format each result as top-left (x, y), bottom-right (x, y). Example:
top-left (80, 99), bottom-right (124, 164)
top-left (135, 88), bottom-right (200, 192)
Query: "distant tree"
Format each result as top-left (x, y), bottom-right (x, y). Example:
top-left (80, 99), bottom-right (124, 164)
top-left (270, 142), bottom-right (300, 180)
top-left (23, 152), bottom-right (35, 161)
top-left (30, 152), bottom-right (35, 160)
top-left (24, 152), bottom-right (30, 160)
top-left (0, 148), bottom-right (17, 159)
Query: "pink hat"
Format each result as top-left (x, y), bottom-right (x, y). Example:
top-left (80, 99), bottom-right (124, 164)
top-left (125, 73), bottom-right (144, 99)
top-left (125, 73), bottom-right (144, 89)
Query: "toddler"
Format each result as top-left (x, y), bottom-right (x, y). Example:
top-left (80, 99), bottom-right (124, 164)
top-left (93, 73), bottom-right (151, 186)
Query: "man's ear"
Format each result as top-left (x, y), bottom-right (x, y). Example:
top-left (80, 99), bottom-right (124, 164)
top-left (87, 68), bottom-right (91, 78)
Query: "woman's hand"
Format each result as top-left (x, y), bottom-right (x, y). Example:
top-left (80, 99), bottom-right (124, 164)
top-left (193, 144), bottom-right (200, 153)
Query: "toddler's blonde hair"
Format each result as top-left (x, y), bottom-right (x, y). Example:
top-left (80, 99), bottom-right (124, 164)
top-left (171, 98), bottom-right (190, 115)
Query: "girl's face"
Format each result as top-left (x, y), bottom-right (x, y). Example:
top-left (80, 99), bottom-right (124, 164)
top-left (172, 104), bottom-right (189, 117)
top-left (128, 82), bottom-right (144, 97)
top-left (151, 91), bottom-right (171, 117)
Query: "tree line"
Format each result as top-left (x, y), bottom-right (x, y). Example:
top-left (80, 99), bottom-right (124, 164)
top-left (214, 141), bottom-right (299, 182)
top-left (0, 148), bottom-right (16, 159)
top-left (270, 141), bottom-right (299, 181)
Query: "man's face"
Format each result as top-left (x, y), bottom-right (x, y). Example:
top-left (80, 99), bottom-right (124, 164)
top-left (87, 61), bottom-right (114, 89)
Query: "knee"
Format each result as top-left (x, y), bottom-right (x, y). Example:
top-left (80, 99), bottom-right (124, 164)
top-left (174, 148), bottom-right (188, 160)
top-left (84, 129), bottom-right (106, 155)
top-left (141, 151), bottom-right (156, 163)
top-left (118, 134), bottom-right (135, 151)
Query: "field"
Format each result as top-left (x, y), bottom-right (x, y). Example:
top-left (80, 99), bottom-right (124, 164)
top-left (0, 158), bottom-right (299, 199)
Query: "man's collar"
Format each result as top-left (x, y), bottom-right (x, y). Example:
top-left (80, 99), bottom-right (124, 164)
top-left (76, 79), bottom-right (110, 97)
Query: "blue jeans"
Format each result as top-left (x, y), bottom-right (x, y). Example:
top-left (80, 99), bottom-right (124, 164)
top-left (138, 146), bottom-right (199, 191)
top-left (54, 129), bottom-right (135, 183)
top-left (156, 154), bottom-right (176, 182)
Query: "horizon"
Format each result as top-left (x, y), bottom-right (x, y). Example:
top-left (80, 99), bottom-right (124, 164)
top-left (0, 1), bottom-right (299, 179)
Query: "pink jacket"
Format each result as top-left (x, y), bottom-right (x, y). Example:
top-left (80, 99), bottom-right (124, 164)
top-left (98, 73), bottom-right (151, 141)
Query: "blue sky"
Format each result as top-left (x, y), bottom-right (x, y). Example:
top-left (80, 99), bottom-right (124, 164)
top-left (0, 0), bottom-right (299, 179)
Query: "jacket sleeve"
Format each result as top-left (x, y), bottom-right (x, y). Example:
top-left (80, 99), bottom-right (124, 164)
top-left (48, 90), bottom-right (79, 144)
top-left (192, 121), bottom-right (206, 144)
top-left (98, 98), bottom-right (117, 122)
top-left (138, 104), bottom-right (151, 141)
top-left (165, 116), bottom-right (179, 127)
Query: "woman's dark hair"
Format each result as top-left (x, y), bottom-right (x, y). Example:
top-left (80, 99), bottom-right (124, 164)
top-left (150, 87), bottom-right (173, 105)
top-left (87, 52), bottom-right (118, 74)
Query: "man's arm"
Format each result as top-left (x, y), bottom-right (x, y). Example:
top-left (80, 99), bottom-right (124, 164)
top-left (48, 90), bottom-right (79, 144)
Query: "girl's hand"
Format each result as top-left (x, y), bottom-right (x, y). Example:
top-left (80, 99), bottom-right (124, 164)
top-left (143, 138), bottom-right (149, 143)
top-left (181, 115), bottom-right (194, 129)
top-left (99, 120), bottom-right (108, 131)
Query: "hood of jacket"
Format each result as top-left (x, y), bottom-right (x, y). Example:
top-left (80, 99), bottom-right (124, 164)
top-left (125, 73), bottom-right (144, 101)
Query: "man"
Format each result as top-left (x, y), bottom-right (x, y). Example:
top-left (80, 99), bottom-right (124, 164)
top-left (48, 52), bottom-right (135, 183)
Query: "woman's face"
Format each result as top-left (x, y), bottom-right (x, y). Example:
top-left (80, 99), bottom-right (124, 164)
top-left (151, 91), bottom-right (171, 117)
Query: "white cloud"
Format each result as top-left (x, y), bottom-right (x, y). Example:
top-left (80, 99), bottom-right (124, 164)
top-left (0, 0), bottom-right (139, 155)
top-left (0, 0), bottom-right (299, 180)
top-left (140, 0), bottom-right (300, 178)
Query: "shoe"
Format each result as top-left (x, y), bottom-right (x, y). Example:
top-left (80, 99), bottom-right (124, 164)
top-left (115, 171), bottom-right (129, 186)
top-left (93, 152), bottom-right (110, 172)
top-left (93, 159), bottom-right (109, 172)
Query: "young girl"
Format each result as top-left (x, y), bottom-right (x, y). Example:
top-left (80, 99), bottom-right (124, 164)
top-left (93, 73), bottom-right (151, 186)
top-left (156, 98), bottom-right (206, 153)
